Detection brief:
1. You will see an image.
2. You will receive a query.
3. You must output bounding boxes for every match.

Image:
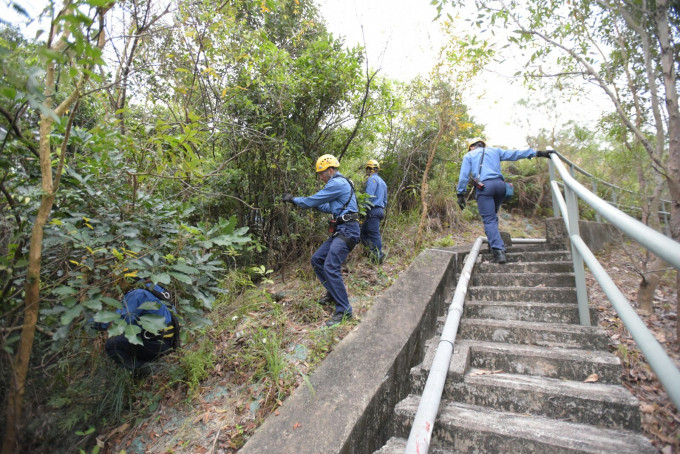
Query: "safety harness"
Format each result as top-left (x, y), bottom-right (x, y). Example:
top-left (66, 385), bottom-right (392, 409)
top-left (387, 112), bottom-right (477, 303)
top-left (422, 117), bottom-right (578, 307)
top-left (329, 174), bottom-right (359, 250)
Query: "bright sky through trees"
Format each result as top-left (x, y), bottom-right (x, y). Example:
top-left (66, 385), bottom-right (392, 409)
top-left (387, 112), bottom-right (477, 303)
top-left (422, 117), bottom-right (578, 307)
top-left (317, 0), bottom-right (612, 147)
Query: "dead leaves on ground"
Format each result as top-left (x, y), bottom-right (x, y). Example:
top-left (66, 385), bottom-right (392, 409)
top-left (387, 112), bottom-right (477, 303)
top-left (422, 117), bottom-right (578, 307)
top-left (589, 244), bottom-right (679, 453)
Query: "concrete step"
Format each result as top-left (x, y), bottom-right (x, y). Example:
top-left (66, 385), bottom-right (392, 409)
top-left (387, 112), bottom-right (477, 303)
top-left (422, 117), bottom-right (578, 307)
top-left (466, 340), bottom-right (622, 384)
top-left (478, 250), bottom-right (572, 263)
top-left (464, 300), bottom-right (592, 324)
top-left (445, 370), bottom-right (641, 431)
top-left (468, 285), bottom-right (577, 303)
top-left (502, 244), bottom-right (547, 253)
top-left (477, 261), bottom-right (574, 273)
top-left (372, 436), bottom-right (452, 454)
top-left (391, 397), bottom-right (656, 454)
top-left (457, 319), bottom-right (610, 350)
top-left (473, 272), bottom-right (576, 287)
top-left (372, 436), bottom-right (453, 454)
top-left (411, 338), bottom-right (622, 389)
top-left (372, 437), bottom-right (406, 454)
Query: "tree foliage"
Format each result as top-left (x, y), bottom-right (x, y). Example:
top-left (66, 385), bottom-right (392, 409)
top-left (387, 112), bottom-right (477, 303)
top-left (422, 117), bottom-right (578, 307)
top-left (0, 0), bottom-right (497, 450)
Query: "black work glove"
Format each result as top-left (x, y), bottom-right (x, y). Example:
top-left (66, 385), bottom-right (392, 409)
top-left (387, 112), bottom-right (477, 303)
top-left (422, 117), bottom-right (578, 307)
top-left (457, 194), bottom-right (466, 210)
top-left (282, 193), bottom-right (295, 203)
top-left (536, 150), bottom-right (556, 158)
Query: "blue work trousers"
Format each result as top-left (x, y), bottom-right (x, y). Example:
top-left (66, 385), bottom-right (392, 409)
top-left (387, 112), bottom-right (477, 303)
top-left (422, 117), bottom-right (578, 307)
top-left (311, 222), bottom-right (360, 315)
top-left (475, 178), bottom-right (507, 251)
top-left (105, 334), bottom-right (172, 370)
top-left (360, 207), bottom-right (384, 261)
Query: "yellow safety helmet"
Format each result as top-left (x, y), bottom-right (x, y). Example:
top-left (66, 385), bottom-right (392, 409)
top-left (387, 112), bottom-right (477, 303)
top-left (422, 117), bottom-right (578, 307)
top-left (315, 154), bottom-right (340, 172)
top-left (365, 159), bottom-right (380, 170)
top-left (467, 137), bottom-right (486, 150)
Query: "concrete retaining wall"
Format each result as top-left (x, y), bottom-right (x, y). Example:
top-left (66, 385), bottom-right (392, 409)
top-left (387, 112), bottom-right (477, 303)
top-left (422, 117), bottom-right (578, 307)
top-left (545, 217), bottom-right (621, 252)
top-left (239, 247), bottom-right (462, 454)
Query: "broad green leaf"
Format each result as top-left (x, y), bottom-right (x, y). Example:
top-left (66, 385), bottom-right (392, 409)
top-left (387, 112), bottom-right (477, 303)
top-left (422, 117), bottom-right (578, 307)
top-left (138, 314), bottom-right (166, 334)
top-left (171, 262), bottom-right (198, 274)
top-left (123, 324), bottom-right (143, 345)
top-left (170, 272), bottom-right (193, 284)
top-left (60, 305), bottom-right (83, 325)
top-left (82, 299), bottom-right (102, 310)
top-left (53, 286), bottom-right (78, 296)
top-left (101, 297), bottom-right (122, 309)
top-left (150, 273), bottom-right (172, 285)
top-left (93, 311), bottom-right (121, 323)
top-left (138, 301), bottom-right (160, 310)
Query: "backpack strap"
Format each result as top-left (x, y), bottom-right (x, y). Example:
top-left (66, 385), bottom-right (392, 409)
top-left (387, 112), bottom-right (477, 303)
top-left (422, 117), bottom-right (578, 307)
top-left (148, 287), bottom-right (172, 303)
top-left (477, 147), bottom-right (486, 180)
top-left (333, 174), bottom-right (356, 217)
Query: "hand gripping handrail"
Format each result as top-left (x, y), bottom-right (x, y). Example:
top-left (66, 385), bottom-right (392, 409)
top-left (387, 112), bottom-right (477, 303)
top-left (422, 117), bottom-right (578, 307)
top-left (404, 237), bottom-right (484, 454)
top-left (549, 153), bottom-right (680, 409)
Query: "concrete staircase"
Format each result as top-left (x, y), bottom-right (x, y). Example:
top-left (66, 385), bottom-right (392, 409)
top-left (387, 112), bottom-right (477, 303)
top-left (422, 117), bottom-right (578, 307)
top-left (376, 245), bottom-right (656, 453)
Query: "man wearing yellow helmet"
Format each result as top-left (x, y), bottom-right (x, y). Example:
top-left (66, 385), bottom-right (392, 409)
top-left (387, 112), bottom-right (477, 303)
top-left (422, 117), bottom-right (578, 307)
top-left (360, 159), bottom-right (387, 264)
top-left (456, 137), bottom-right (554, 264)
top-left (282, 154), bottom-right (360, 326)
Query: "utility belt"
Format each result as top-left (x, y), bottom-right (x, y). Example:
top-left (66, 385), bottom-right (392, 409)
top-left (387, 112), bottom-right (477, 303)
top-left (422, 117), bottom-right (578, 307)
top-left (328, 212), bottom-right (359, 233)
top-left (142, 325), bottom-right (175, 342)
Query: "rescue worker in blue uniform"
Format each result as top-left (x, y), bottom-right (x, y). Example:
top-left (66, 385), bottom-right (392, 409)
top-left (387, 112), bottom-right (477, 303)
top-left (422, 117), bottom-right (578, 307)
top-left (283, 154), bottom-right (360, 327)
top-left (95, 284), bottom-right (177, 372)
top-left (456, 137), bottom-right (553, 264)
top-left (360, 159), bottom-right (387, 264)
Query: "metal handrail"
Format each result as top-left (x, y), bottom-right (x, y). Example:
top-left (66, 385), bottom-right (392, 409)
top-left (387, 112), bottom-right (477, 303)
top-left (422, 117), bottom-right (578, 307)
top-left (404, 237), bottom-right (547, 453)
top-left (548, 153), bottom-right (680, 409)
top-left (554, 153), bottom-right (672, 209)
top-left (550, 154), bottom-right (680, 268)
top-left (404, 237), bottom-right (484, 454)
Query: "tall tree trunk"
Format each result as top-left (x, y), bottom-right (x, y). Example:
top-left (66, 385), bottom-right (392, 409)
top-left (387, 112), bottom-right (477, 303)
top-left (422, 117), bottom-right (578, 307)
top-left (415, 111), bottom-right (452, 246)
top-left (656, 0), bottom-right (680, 341)
top-left (1, 5), bottom-right (110, 452)
top-left (637, 255), bottom-right (668, 314)
top-left (636, 176), bottom-right (666, 312)
top-left (2, 193), bottom-right (55, 454)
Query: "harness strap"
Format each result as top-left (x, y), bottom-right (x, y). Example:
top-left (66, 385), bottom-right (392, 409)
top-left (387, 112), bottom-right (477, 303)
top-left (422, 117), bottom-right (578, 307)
top-left (333, 174), bottom-right (356, 219)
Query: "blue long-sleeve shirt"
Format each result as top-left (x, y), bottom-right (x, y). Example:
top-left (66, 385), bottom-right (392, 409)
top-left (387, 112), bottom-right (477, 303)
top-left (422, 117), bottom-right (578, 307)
top-left (364, 173), bottom-right (387, 209)
top-left (293, 172), bottom-right (358, 217)
top-left (456, 146), bottom-right (537, 194)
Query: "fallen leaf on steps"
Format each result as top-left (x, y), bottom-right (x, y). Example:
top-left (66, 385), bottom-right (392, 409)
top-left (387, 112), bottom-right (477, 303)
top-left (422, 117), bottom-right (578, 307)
top-left (470, 369), bottom-right (503, 376)
top-left (584, 373), bottom-right (599, 383)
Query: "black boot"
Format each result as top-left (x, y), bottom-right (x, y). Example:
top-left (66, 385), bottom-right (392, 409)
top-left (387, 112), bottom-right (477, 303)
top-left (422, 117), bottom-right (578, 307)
top-left (318, 292), bottom-right (335, 306)
top-left (491, 248), bottom-right (506, 264)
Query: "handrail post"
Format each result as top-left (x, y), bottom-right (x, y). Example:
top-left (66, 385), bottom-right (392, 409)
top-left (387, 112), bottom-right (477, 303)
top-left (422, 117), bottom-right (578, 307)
top-left (548, 159), bottom-right (560, 218)
top-left (662, 200), bottom-right (670, 235)
top-left (564, 172), bottom-right (590, 326)
top-left (591, 179), bottom-right (602, 222)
